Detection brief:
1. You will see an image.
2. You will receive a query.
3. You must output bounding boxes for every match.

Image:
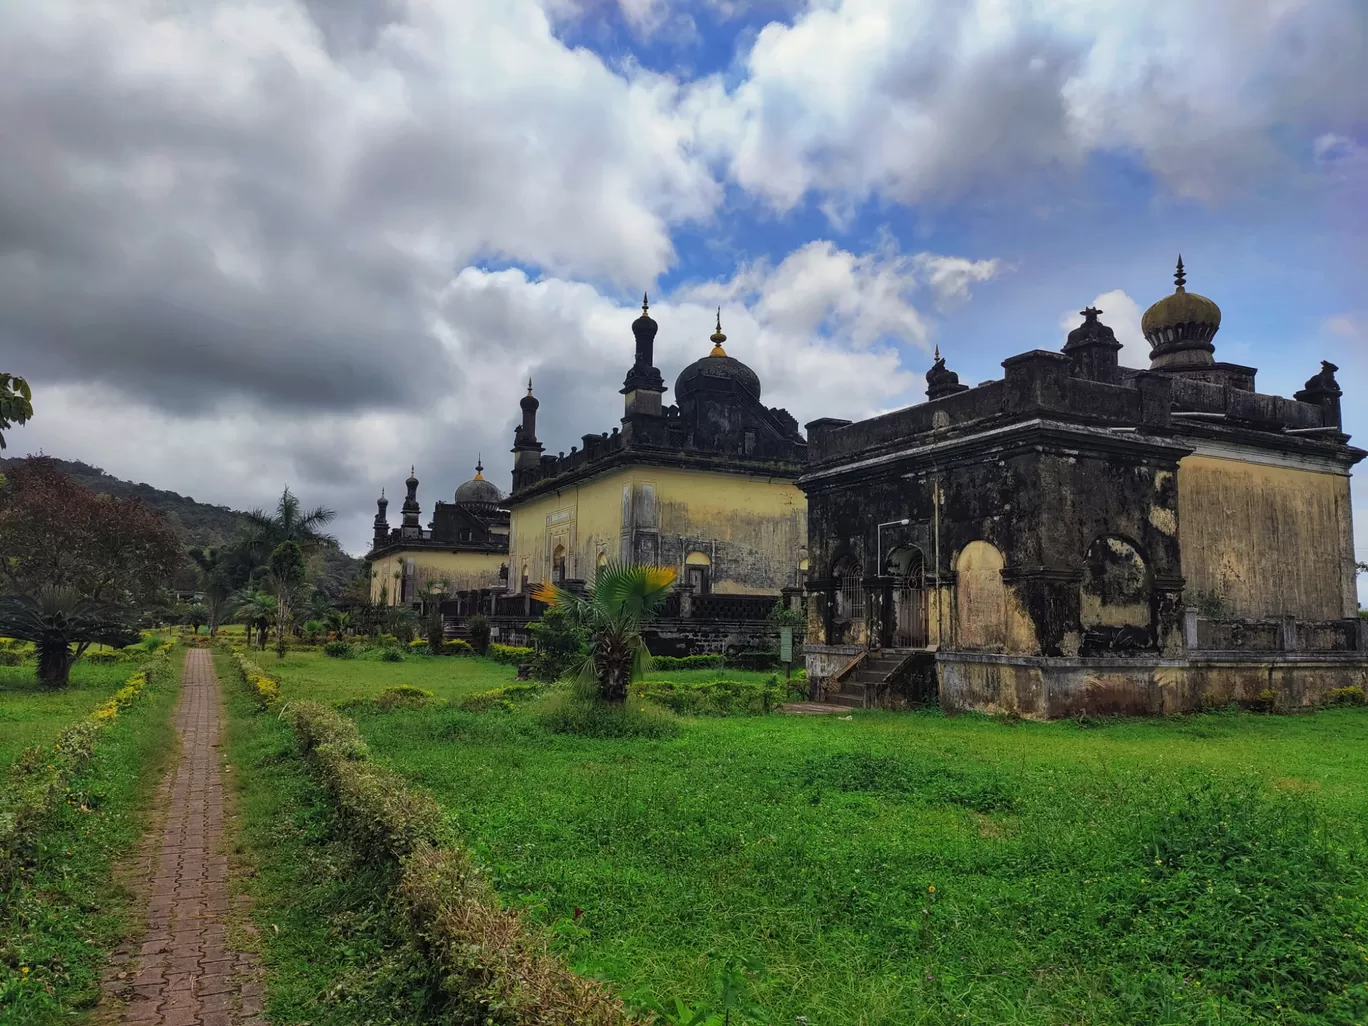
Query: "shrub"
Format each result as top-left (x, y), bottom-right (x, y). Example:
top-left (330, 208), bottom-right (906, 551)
top-left (232, 652), bottom-right (281, 707)
top-left (724, 649), bottom-right (780, 671)
top-left (408, 638), bottom-right (430, 652)
top-left (488, 643), bottom-right (534, 666)
top-left (648, 654), bottom-right (725, 671)
top-left (456, 682), bottom-right (547, 713)
top-left (281, 700), bottom-right (639, 1023)
top-left (634, 675), bottom-right (791, 716)
top-left (301, 619), bottom-right (327, 644)
top-left (466, 614), bottom-right (491, 656)
top-left (538, 692), bottom-right (679, 739)
top-left (526, 607), bottom-right (587, 682)
top-left (0, 650), bottom-right (170, 889)
top-left (0, 650), bottom-right (25, 666)
top-left (441, 639), bottom-right (474, 657)
top-left (323, 640), bottom-right (353, 659)
top-left (375, 685), bottom-right (434, 709)
top-left (83, 650), bottom-right (122, 665)
top-left (1325, 685), bottom-right (1365, 706)
top-left (380, 648), bottom-right (405, 663)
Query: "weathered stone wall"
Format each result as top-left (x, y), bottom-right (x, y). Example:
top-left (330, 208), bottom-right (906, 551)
top-left (936, 652), bottom-right (1368, 719)
top-left (1178, 453), bottom-right (1355, 619)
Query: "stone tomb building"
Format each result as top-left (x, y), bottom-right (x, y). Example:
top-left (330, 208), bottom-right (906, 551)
top-left (801, 260), bottom-right (1367, 716)
top-left (366, 462), bottom-right (510, 606)
top-left (506, 297), bottom-right (809, 623)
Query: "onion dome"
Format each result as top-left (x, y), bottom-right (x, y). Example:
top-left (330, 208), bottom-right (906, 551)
top-left (674, 310), bottom-right (762, 401)
top-left (376, 487), bottom-right (388, 511)
top-left (623, 293), bottom-right (666, 393)
top-left (1141, 256), bottom-right (1222, 370)
top-left (454, 456), bottom-right (503, 506)
top-left (520, 378), bottom-right (539, 413)
top-left (631, 291), bottom-right (657, 345)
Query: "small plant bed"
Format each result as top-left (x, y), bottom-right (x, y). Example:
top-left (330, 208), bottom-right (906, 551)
top-left (335, 702), bottom-right (1368, 1025)
top-left (0, 650), bottom-right (180, 1019)
top-left (0, 660), bottom-right (141, 775)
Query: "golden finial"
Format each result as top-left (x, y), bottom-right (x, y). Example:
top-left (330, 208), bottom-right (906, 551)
top-left (642, 291), bottom-right (650, 316)
top-left (709, 307), bottom-right (728, 357)
top-left (474, 454), bottom-right (484, 481)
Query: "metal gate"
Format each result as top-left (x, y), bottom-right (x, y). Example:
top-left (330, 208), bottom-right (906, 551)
top-left (836, 560), bottom-right (864, 623)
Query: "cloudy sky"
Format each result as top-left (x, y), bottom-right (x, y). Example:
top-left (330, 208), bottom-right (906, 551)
top-left (2, 0), bottom-right (1366, 594)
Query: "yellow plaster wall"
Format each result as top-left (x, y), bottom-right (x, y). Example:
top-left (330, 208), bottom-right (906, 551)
top-left (510, 465), bottom-right (806, 594)
top-left (1177, 454), bottom-right (1354, 619)
top-left (368, 550), bottom-right (508, 606)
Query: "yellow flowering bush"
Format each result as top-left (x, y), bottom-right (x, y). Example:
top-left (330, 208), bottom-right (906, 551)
top-left (232, 652), bottom-right (281, 708)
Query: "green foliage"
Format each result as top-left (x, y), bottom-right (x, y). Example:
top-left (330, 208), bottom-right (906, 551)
top-left (1191, 591), bottom-right (1226, 616)
top-left (466, 613), bottom-right (491, 655)
top-left (0, 590), bottom-right (141, 688)
top-left (0, 372), bottom-right (34, 450)
top-left (0, 651), bottom-right (177, 1019)
top-left (526, 606), bottom-right (588, 682)
top-left (456, 682), bottom-right (547, 712)
top-left (534, 563), bottom-right (676, 702)
top-left (301, 618), bottom-right (327, 644)
top-left (538, 692), bottom-right (680, 739)
top-left (634, 675), bottom-right (800, 716)
top-left (379, 647), bottom-right (405, 663)
top-left (441, 638), bottom-right (473, 656)
top-left (181, 603), bottom-right (208, 632)
top-left (648, 654), bottom-right (725, 670)
top-left (766, 598), bottom-right (804, 628)
top-left (323, 640), bottom-right (354, 659)
top-left (723, 649), bottom-right (779, 671)
top-left (488, 643), bottom-right (534, 666)
top-left (1326, 686), bottom-right (1365, 706)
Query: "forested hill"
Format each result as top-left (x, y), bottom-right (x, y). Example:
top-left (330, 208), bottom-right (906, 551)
top-left (0, 456), bottom-right (366, 597)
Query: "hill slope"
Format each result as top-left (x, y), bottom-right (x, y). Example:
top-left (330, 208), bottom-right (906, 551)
top-left (0, 456), bottom-right (365, 598)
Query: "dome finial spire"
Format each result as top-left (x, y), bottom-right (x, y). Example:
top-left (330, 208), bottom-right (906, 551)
top-left (1174, 255), bottom-right (1186, 292)
top-left (474, 453), bottom-right (484, 480)
top-left (526, 377), bottom-right (533, 395)
top-left (934, 344), bottom-right (941, 361)
top-left (709, 307), bottom-right (728, 356)
top-left (642, 291), bottom-right (649, 316)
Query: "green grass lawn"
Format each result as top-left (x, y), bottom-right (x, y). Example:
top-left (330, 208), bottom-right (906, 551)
top-left (0, 660), bottom-right (140, 774)
top-left (0, 651), bottom-right (181, 1022)
top-left (267, 656), bottom-right (1368, 1025)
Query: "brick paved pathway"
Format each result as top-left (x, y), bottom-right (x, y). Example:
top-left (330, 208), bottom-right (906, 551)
top-left (102, 649), bottom-right (263, 1026)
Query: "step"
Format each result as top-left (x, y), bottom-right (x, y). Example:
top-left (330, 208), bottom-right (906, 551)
top-left (826, 692), bottom-right (865, 709)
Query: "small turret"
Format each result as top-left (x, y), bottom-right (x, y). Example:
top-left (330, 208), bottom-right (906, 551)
top-left (401, 466), bottom-right (422, 534)
top-left (1063, 306), bottom-right (1123, 384)
top-left (926, 346), bottom-right (969, 401)
top-left (372, 488), bottom-right (390, 547)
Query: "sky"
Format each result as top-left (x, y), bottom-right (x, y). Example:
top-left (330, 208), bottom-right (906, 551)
top-left (1, 0), bottom-right (1365, 599)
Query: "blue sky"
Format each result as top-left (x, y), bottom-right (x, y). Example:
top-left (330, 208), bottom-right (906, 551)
top-left (1, 0), bottom-right (1365, 599)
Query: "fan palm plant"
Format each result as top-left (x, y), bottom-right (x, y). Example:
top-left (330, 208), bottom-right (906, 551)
top-left (533, 562), bottom-right (676, 702)
top-left (324, 609), bottom-right (351, 639)
top-left (234, 590), bottom-right (276, 650)
top-left (0, 589), bottom-right (140, 688)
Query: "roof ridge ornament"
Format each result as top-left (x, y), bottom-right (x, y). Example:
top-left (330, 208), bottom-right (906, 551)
top-left (709, 307), bottom-right (728, 357)
top-left (1174, 255), bottom-right (1186, 292)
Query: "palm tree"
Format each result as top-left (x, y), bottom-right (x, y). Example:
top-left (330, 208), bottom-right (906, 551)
top-left (533, 563), bottom-right (676, 702)
top-left (239, 487), bottom-right (337, 564)
top-left (234, 590), bottom-right (276, 651)
top-left (0, 590), bottom-right (140, 688)
top-left (324, 609), bottom-right (351, 639)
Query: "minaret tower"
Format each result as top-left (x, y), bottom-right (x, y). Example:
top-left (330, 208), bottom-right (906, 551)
top-left (372, 488), bottom-right (389, 547)
top-left (511, 379), bottom-right (545, 483)
top-left (621, 292), bottom-right (667, 422)
top-left (400, 466), bottom-right (422, 536)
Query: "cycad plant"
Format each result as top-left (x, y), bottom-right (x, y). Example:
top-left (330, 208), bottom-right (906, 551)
top-left (533, 562), bottom-right (676, 702)
top-left (0, 589), bottom-right (140, 688)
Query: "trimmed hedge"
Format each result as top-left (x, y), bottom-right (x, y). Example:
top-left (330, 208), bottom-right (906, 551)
top-left (488, 643), bottom-right (534, 666)
top-left (231, 651), bottom-right (281, 708)
top-left (633, 674), bottom-right (803, 716)
top-left (647, 654), bottom-right (725, 671)
top-left (456, 682), bottom-right (548, 713)
top-left (0, 649), bottom-right (173, 890)
top-left (283, 701), bottom-right (642, 1024)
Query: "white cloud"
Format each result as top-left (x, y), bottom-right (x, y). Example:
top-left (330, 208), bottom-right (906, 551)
top-left (691, 0), bottom-right (1368, 213)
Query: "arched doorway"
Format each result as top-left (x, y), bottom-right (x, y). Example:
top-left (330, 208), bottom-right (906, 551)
top-left (885, 545), bottom-right (928, 647)
top-left (684, 550), bottom-right (712, 595)
top-left (552, 544), bottom-right (567, 584)
top-left (830, 554), bottom-right (864, 643)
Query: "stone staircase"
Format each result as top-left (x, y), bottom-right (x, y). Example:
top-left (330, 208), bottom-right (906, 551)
top-left (826, 649), bottom-right (917, 708)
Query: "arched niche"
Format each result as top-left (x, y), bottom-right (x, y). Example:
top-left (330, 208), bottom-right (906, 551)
top-left (683, 549), bottom-right (711, 594)
top-left (1080, 535), bottom-right (1150, 629)
top-left (956, 540), bottom-right (1006, 650)
top-left (552, 544), bottom-right (567, 583)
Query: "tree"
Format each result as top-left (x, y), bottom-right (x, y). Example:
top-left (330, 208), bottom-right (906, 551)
top-left (467, 613), bottom-right (492, 656)
top-left (182, 604), bottom-right (208, 634)
top-left (0, 373), bottom-right (33, 450)
top-left (533, 563), bottom-right (676, 702)
top-left (417, 578), bottom-right (450, 654)
top-left (189, 546), bottom-right (246, 636)
top-left (240, 487), bottom-right (337, 564)
top-left (0, 590), bottom-right (140, 688)
top-left (268, 541), bottom-right (307, 660)
top-left (0, 457), bottom-right (184, 605)
top-left (324, 609), bottom-right (352, 639)
top-left (235, 590), bottom-right (275, 651)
